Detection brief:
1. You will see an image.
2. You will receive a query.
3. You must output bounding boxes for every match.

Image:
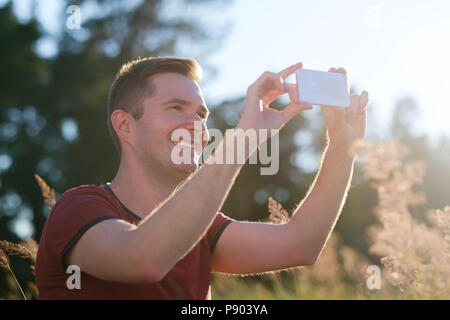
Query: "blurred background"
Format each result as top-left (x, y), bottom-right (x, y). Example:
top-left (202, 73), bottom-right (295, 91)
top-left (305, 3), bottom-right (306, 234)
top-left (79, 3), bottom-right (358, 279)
top-left (0, 0), bottom-right (449, 299)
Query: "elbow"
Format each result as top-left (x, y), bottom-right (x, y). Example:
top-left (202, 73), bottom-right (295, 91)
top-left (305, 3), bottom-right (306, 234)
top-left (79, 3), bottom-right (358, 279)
top-left (291, 245), bottom-right (321, 267)
top-left (139, 263), bottom-right (165, 283)
top-left (302, 246), bottom-right (324, 266)
top-left (289, 252), bottom-right (319, 267)
top-left (129, 249), bottom-right (167, 283)
top-left (133, 259), bottom-right (167, 283)
top-left (134, 254), bottom-right (170, 283)
top-left (127, 232), bottom-right (168, 283)
top-left (288, 245), bottom-right (319, 267)
top-left (300, 254), bottom-right (319, 266)
top-left (302, 248), bottom-right (324, 266)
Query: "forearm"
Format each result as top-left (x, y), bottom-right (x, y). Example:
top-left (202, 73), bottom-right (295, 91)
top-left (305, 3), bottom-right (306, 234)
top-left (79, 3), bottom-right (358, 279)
top-left (287, 141), bottom-right (354, 264)
top-left (129, 134), bottom-right (243, 280)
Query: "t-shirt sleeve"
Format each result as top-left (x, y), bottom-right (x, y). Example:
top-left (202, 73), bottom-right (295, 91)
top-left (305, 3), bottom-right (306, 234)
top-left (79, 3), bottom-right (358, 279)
top-left (207, 212), bottom-right (234, 254)
top-left (44, 188), bottom-right (120, 271)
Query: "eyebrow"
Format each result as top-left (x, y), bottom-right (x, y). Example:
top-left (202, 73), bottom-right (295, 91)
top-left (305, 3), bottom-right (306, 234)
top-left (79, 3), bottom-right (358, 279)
top-left (161, 98), bottom-right (209, 117)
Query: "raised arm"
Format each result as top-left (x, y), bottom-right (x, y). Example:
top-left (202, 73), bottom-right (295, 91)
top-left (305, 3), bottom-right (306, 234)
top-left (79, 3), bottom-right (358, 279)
top-left (67, 62), bottom-right (311, 283)
top-left (286, 67), bottom-right (369, 265)
top-left (211, 142), bottom-right (355, 274)
top-left (212, 67), bottom-right (369, 274)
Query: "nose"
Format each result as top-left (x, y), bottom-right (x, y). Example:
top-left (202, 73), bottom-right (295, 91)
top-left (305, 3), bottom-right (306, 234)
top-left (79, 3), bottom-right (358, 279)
top-left (188, 121), bottom-right (209, 144)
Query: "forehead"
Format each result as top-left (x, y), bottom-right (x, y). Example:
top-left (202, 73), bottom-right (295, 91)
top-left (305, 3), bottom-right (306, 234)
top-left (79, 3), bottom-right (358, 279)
top-left (146, 72), bottom-right (204, 104)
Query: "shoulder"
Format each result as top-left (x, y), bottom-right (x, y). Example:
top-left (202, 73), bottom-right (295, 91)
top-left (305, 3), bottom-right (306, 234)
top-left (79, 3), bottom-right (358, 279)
top-left (44, 184), bottom-right (123, 238)
top-left (37, 184), bottom-right (123, 269)
top-left (51, 184), bottom-right (118, 217)
top-left (55, 184), bottom-right (115, 207)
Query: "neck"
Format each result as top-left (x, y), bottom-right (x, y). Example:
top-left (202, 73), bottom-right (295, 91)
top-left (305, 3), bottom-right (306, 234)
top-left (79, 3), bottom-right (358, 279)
top-left (109, 154), bottom-right (185, 219)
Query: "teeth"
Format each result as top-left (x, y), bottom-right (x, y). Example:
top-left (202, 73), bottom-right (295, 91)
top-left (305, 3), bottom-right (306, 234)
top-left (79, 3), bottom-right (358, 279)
top-left (173, 140), bottom-right (194, 148)
top-left (180, 141), bottom-right (192, 148)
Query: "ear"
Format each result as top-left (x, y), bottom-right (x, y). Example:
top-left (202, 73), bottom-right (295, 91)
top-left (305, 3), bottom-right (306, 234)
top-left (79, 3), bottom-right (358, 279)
top-left (110, 109), bottom-right (135, 148)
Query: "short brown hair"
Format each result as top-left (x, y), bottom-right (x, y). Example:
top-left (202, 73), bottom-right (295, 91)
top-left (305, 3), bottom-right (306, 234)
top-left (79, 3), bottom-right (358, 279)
top-left (107, 56), bottom-right (202, 155)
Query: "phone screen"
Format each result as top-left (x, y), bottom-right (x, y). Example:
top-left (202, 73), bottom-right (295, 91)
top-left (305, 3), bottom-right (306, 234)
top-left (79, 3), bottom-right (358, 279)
top-left (296, 69), bottom-right (350, 107)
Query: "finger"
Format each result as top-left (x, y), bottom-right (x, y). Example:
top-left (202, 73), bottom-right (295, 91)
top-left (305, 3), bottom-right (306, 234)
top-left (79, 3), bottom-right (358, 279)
top-left (283, 82), bottom-right (300, 104)
top-left (287, 83), bottom-right (297, 90)
top-left (258, 72), bottom-right (284, 93)
top-left (346, 93), bottom-right (360, 122)
top-left (262, 89), bottom-right (280, 106)
top-left (255, 71), bottom-right (279, 85)
top-left (268, 83), bottom-right (300, 104)
top-left (265, 82), bottom-right (297, 97)
top-left (287, 82), bottom-right (300, 101)
top-left (360, 90), bottom-right (369, 107)
top-left (282, 102), bottom-right (313, 120)
top-left (279, 62), bottom-right (303, 80)
top-left (328, 67), bottom-right (337, 72)
top-left (336, 67), bottom-right (347, 75)
top-left (358, 90), bottom-right (369, 115)
top-left (256, 72), bottom-right (289, 105)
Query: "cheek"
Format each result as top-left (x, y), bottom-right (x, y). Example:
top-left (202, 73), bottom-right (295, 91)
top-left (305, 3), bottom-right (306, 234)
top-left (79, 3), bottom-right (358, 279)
top-left (137, 115), bottom-right (178, 150)
top-left (134, 120), bottom-right (158, 149)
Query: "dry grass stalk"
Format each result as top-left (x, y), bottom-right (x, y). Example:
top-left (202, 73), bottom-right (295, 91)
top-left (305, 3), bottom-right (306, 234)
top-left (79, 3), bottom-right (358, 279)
top-left (0, 248), bottom-right (26, 299)
top-left (34, 174), bottom-right (56, 209)
top-left (20, 238), bottom-right (38, 262)
top-left (0, 249), bottom-right (9, 269)
top-left (266, 197), bottom-right (290, 224)
top-left (355, 139), bottom-right (450, 298)
top-left (0, 240), bottom-right (33, 260)
top-left (437, 206), bottom-right (450, 245)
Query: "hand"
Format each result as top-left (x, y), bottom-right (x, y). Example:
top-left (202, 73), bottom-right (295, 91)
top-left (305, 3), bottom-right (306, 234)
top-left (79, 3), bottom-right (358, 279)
top-left (320, 67), bottom-right (369, 152)
top-left (237, 62), bottom-right (313, 131)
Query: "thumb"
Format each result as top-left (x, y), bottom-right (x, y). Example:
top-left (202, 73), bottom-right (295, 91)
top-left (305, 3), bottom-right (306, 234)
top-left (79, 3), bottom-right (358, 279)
top-left (358, 90), bottom-right (369, 115)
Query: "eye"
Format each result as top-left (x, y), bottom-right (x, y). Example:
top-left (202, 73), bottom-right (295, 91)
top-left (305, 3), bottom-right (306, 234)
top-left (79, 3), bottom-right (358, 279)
top-left (197, 111), bottom-right (207, 120)
top-left (170, 105), bottom-right (182, 111)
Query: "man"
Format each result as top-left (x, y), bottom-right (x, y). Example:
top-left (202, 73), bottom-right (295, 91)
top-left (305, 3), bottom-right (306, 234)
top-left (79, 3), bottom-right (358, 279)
top-left (35, 56), bottom-right (369, 299)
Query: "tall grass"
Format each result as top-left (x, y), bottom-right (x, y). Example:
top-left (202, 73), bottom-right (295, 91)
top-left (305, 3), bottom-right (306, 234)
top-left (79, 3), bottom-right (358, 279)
top-left (0, 239), bottom-right (38, 299)
top-left (356, 140), bottom-right (450, 298)
top-left (0, 175), bottom-right (44, 300)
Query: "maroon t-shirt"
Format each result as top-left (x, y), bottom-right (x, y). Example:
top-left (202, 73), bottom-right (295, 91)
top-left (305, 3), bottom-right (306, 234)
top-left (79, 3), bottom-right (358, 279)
top-left (35, 183), bottom-right (233, 300)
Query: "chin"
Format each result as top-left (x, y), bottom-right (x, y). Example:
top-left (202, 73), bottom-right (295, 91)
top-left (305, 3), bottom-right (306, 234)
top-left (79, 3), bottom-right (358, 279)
top-left (169, 146), bottom-right (201, 174)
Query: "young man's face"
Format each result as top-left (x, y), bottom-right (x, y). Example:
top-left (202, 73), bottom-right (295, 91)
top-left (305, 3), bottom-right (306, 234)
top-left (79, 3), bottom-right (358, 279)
top-left (132, 72), bottom-right (209, 179)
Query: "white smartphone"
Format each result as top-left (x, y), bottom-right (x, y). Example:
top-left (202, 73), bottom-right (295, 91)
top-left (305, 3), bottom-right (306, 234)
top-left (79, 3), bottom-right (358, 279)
top-left (296, 68), bottom-right (350, 107)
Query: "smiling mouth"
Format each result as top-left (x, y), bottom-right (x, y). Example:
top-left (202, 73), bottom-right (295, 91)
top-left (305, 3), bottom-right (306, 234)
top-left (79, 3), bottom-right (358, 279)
top-left (171, 139), bottom-right (195, 149)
